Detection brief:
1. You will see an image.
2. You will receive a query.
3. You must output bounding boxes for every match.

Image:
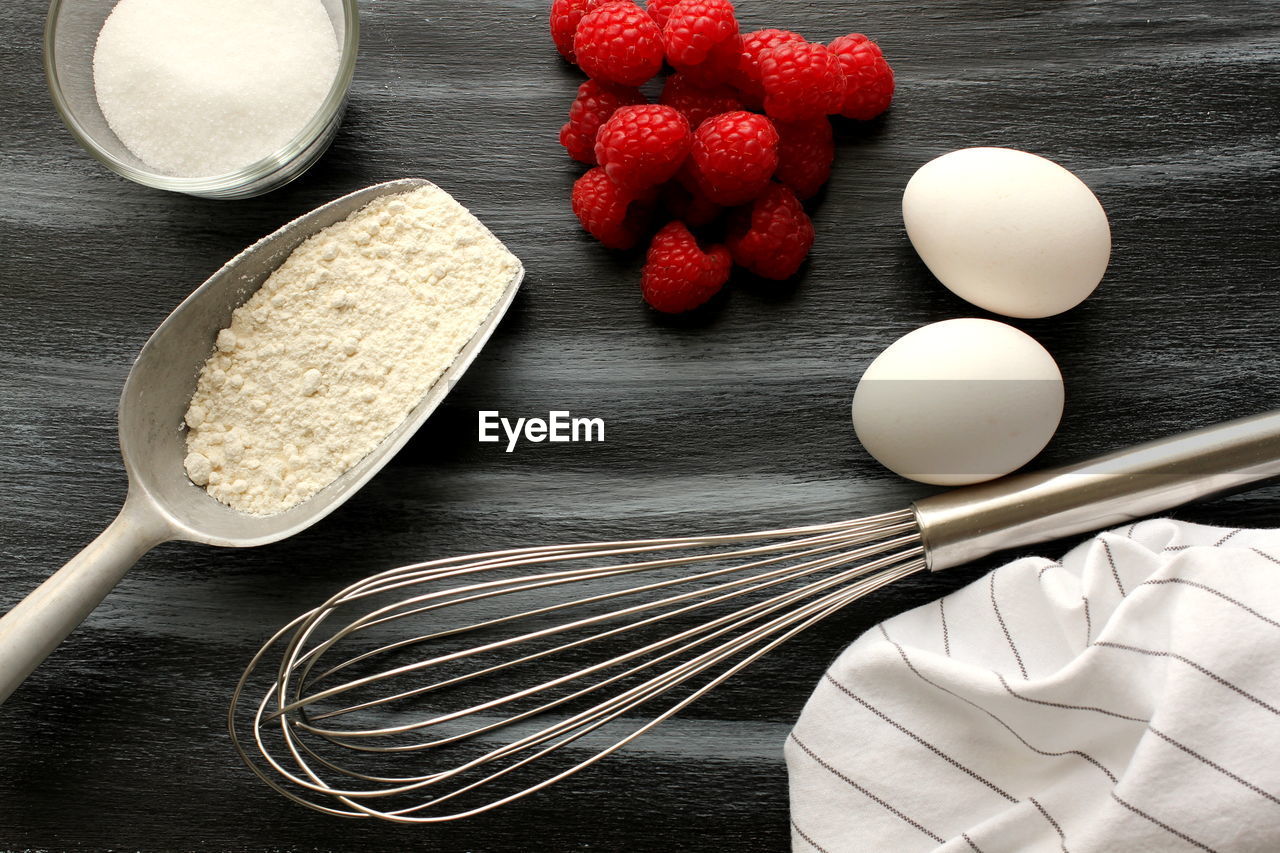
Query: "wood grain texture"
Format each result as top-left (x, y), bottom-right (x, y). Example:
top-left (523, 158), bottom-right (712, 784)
top-left (1, 0), bottom-right (1278, 850)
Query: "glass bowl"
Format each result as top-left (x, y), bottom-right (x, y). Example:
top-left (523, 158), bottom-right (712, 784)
top-left (44, 0), bottom-right (359, 200)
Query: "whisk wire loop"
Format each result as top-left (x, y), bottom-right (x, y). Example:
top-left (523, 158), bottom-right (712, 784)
top-left (268, 516), bottom-right (912, 714)
top-left (230, 509), bottom-right (926, 821)
top-left (287, 528), bottom-right (922, 732)
top-left (291, 535), bottom-right (922, 750)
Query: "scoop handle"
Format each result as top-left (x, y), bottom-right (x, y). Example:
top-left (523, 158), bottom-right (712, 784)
top-left (914, 410), bottom-right (1280, 571)
top-left (0, 490), bottom-right (172, 704)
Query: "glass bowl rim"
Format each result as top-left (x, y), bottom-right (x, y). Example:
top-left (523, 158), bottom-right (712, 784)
top-left (43, 0), bottom-right (361, 194)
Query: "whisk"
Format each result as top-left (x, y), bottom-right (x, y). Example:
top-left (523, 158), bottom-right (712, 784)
top-left (230, 411), bottom-right (1280, 822)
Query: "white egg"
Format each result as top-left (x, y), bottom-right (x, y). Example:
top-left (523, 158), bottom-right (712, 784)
top-left (903, 147), bottom-right (1110, 318)
top-left (851, 318), bottom-right (1064, 485)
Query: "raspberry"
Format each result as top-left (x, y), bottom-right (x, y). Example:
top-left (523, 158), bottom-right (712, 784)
top-left (594, 104), bottom-right (692, 192)
top-left (662, 0), bottom-right (738, 71)
top-left (560, 80), bottom-right (647, 165)
top-left (733, 29), bottom-right (804, 104)
top-left (575, 2), bottom-right (665, 86)
top-left (758, 40), bottom-right (845, 122)
top-left (661, 181), bottom-right (722, 227)
top-left (659, 73), bottom-right (742, 131)
top-left (641, 221), bottom-right (732, 313)
top-left (773, 117), bottom-right (834, 199)
top-left (645, 0), bottom-right (681, 28)
top-left (829, 33), bottom-right (895, 120)
top-left (572, 167), bottom-right (657, 249)
top-left (726, 182), bottom-right (814, 279)
top-left (549, 0), bottom-right (590, 62)
top-left (686, 110), bottom-right (779, 206)
top-left (673, 34), bottom-right (742, 88)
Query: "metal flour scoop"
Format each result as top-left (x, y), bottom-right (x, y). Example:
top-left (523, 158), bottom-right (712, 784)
top-left (0, 179), bottom-right (524, 704)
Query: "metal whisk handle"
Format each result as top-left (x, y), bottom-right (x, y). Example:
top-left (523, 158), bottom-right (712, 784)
top-left (914, 410), bottom-right (1280, 571)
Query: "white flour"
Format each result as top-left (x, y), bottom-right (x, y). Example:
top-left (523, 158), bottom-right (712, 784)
top-left (183, 185), bottom-right (521, 515)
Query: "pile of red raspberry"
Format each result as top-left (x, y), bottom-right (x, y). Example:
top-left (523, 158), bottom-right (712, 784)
top-left (552, 0), bottom-right (894, 313)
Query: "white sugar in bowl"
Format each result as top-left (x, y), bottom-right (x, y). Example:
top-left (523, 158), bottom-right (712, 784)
top-left (46, 0), bottom-right (359, 199)
top-left (902, 147), bottom-right (1111, 318)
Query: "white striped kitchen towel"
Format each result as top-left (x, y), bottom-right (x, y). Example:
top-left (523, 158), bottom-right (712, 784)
top-left (788, 519), bottom-right (1280, 853)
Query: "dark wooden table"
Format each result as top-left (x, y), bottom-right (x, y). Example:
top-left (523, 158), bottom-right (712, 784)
top-left (2, 0), bottom-right (1277, 850)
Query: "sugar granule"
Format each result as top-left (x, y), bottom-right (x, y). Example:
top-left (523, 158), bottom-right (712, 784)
top-left (93, 0), bottom-right (339, 178)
